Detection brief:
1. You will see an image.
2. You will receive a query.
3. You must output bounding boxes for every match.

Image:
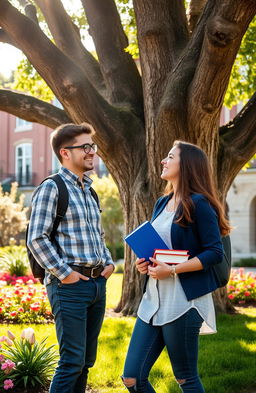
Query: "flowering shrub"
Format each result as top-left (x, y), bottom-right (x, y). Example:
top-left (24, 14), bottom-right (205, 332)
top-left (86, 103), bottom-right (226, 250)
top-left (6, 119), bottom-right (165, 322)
top-left (1, 328), bottom-right (58, 390)
top-left (227, 268), bottom-right (256, 304)
top-left (0, 272), bottom-right (38, 286)
top-left (0, 281), bottom-right (52, 323)
top-left (0, 334), bottom-right (16, 391)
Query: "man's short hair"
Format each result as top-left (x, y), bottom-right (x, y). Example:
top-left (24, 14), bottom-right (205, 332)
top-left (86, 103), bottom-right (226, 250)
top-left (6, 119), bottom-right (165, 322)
top-left (50, 123), bottom-right (94, 162)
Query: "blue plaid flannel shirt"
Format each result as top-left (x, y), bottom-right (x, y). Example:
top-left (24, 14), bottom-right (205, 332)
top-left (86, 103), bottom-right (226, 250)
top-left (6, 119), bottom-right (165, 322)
top-left (27, 167), bottom-right (114, 285)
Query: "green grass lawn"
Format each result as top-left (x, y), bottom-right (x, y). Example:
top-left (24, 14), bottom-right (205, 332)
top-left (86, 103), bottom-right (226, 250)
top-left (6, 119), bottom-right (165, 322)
top-left (1, 274), bottom-right (255, 393)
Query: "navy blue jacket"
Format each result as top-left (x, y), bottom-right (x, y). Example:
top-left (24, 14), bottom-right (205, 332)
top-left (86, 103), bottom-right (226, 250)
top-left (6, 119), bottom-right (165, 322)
top-left (150, 193), bottom-right (223, 300)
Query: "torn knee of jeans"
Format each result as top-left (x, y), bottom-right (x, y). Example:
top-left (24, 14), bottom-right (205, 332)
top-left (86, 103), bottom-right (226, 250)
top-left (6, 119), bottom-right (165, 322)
top-left (176, 378), bottom-right (186, 385)
top-left (122, 376), bottom-right (136, 387)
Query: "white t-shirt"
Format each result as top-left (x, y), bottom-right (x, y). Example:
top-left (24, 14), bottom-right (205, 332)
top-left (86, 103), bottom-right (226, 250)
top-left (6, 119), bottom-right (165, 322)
top-left (137, 207), bottom-right (216, 334)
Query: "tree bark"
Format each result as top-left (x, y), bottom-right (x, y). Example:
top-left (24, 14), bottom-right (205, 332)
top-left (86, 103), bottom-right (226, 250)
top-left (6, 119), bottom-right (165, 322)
top-left (133, 0), bottom-right (189, 185)
top-left (0, 28), bottom-right (15, 46)
top-left (0, 89), bottom-right (71, 128)
top-left (187, 0), bottom-right (207, 33)
top-left (81, 0), bottom-right (143, 115)
top-left (34, 0), bottom-right (106, 96)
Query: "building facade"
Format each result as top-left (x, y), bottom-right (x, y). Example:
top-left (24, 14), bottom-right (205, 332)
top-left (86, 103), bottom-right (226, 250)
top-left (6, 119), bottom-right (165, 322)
top-left (0, 110), bottom-right (106, 204)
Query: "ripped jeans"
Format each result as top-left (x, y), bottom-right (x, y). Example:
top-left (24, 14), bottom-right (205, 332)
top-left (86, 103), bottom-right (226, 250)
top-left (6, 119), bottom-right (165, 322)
top-left (122, 308), bottom-right (205, 393)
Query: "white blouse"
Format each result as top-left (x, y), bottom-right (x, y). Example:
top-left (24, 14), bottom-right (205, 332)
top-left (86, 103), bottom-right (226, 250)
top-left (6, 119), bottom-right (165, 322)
top-left (137, 207), bottom-right (216, 334)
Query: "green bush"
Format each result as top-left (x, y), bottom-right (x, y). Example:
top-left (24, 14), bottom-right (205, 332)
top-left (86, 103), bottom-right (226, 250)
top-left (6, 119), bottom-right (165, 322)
top-left (233, 257), bottom-right (256, 267)
top-left (0, 245), bottom-right (29, 276)
top-left (0, 183), bottom-right (28, 246)
top-left (107, 242), bottom-right (124, 261)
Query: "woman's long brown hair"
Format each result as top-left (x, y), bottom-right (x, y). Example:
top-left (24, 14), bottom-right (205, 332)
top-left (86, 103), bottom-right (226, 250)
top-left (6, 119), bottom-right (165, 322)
top-left (164, 141), bottom-right (231, 236)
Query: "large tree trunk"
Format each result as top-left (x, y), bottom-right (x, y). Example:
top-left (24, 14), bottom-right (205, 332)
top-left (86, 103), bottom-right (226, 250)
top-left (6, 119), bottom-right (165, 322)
top-left (0, 0), bottom-right (255, 315)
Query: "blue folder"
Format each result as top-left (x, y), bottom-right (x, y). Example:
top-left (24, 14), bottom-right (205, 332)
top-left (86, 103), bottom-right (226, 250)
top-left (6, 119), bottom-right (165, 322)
top-left (124, 220), bottom-right (169, 261)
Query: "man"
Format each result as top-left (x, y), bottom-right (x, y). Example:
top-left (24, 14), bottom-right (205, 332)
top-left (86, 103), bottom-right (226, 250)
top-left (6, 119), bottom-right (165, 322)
top-left (27, 123), bottom-right (115, 393)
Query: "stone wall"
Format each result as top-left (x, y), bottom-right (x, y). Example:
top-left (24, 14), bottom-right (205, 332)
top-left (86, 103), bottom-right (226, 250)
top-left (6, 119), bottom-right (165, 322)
top-left (227, 169), bottom-right (256, 261)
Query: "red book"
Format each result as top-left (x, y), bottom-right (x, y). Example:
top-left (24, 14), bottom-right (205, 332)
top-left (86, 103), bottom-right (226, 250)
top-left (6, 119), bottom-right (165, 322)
top-left (153, 249), bottom-right (189, 264)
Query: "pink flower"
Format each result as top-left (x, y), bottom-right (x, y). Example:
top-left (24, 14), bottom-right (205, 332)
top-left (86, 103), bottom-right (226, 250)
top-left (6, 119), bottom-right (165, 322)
top-left (244, 291), bottom-right (250, 297)
top-left (9, 311), bottom-right (17, 317)
top-left (0, 354), bottom-right (5, 363)
top-left (3, 379), bottom-right (14, 390)
top-left (18, 307), bottom-right (24, 312)
top-left (228, 294), bottom-right (234, 299)
top-left (1, 359), bottom-right (15, 374)
top-left (7, 330), bottom-right (15, 341)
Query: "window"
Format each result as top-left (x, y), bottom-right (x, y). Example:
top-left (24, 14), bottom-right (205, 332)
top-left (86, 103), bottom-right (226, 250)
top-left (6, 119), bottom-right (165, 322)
top-left (15, 143), bottom-right (32, 186)
top-left (15, 117), bottom-right (32, 132)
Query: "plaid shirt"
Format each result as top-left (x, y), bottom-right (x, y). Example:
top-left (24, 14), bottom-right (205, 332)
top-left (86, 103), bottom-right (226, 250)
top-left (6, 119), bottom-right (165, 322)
top-left (27, 167), bottom-right (114, 285)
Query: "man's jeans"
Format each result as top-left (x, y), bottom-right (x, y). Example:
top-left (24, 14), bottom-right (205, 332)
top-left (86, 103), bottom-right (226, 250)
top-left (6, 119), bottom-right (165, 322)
top-left (47, 275), bottom-right (106, 393)
top-left (123, 308), bottom-right (205, 393)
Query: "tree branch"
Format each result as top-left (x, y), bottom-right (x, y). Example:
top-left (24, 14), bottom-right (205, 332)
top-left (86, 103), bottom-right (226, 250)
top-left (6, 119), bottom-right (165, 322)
top-left (218, 93), bottom-right (256, 194)
top-left (187, 0), bottom-right (207, 33)
top-left (0, 0), bottom-right (145, 156)
top-left (0, 89), bottom-right (71, 128)
top-left (0, 28), bottom-right (16, 46)
top-left (33, 0), bottom-right (105, 95)
top-left (187, 0), bottom-right (256, 140)
top-left (133, 0), bottom-right (189, 119)
top-left (81, 0), bottom-right (143, 116)
top-left (157, 0), bottom-right (215, 140)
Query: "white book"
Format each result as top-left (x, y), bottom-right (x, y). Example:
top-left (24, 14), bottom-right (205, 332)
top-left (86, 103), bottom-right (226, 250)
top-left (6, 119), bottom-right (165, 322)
top-left (153, 249), bottom-right (189, 264)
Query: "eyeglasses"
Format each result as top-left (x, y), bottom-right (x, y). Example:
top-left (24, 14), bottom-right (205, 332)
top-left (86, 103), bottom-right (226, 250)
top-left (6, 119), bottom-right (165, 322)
top-left (64, 143), bottom-right (97, 154)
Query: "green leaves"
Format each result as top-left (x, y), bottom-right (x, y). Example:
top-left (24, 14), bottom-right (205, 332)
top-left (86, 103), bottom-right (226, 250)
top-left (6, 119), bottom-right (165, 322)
top-left (12, 58), bottom-right (54, 102)
top-left (224, 16), bottom-right (256, 108)
top-left (0, 245), bottom-right (29, 276)
top-left (3, 336), bottom-right (58, 388)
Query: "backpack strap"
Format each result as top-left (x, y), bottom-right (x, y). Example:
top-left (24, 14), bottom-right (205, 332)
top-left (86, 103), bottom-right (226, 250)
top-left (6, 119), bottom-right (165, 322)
top-left (41, 174), bottom-right (69, 240)
top-left (89, 187), bottom-right (101, 212)
top-left (40, 176), bottom-right (100, 240)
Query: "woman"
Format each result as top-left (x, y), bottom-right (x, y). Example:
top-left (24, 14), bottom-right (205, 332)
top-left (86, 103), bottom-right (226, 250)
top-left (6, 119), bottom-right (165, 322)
top-left (122, 141), bottom-right (231, 393)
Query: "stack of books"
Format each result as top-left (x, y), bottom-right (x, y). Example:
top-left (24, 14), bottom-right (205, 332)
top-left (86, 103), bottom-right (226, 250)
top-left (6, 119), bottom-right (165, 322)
top-left (124, 220), bottom-right (189, 265)
top-left (153, 249), bottom-right (189, 264)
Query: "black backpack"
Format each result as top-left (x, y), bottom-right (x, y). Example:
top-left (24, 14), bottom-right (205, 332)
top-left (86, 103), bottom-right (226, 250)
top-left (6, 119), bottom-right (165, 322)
top-left (212, 235), bottom-right (232, 288)
top-left (191, 223), bottom-right (232, 288)
top-left (26, 174), bottom-right (100, 284)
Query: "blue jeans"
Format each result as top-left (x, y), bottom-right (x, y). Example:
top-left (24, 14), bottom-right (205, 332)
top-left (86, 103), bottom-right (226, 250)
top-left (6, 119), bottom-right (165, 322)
top-left (46, 276), bottom-right (106, 393)
top-left (123, 308), bottom-right (205, 393)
